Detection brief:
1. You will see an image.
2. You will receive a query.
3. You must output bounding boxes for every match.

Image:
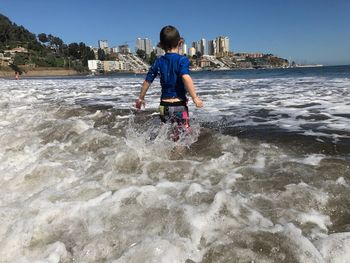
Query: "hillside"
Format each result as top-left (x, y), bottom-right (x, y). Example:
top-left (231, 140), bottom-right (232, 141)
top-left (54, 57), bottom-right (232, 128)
top-left (0, 14), bottom-right (95, 74)
top-left (0, 14), bottom-right (43, 52)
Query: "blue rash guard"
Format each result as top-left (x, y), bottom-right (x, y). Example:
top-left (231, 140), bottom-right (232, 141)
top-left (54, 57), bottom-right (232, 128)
top-left (145, 53), bottom-right (190, 101)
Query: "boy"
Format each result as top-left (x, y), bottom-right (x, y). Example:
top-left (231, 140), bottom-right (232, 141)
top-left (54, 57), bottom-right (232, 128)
top-left (136, 25), bottom-right (203, 140)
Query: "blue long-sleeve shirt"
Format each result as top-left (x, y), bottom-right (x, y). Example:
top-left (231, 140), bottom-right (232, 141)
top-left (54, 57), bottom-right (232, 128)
top-left (145, 53), bottom-right (190, 101)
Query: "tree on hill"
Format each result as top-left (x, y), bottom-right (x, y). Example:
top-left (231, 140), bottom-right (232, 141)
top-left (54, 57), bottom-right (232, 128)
top-left (148, 51), bottom-right (157, 65)
top-left (38, 33), bottom-right (48, 44)
top-left (136, 49), bottom-right (146, 60)
top-left (97, 48), bottom-right (106, 61)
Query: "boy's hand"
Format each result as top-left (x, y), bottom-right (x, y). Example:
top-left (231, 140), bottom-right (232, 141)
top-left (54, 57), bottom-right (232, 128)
top-left (135, 99), bottom-right (145, 109)
top-left (193, 97), bottom-right (203, 108)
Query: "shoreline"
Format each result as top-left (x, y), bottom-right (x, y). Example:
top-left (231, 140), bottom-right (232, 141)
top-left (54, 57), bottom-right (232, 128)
top-left (0, 68), bottom-right (85, 78)
top-left (1, 64), bottom-right (342, 80)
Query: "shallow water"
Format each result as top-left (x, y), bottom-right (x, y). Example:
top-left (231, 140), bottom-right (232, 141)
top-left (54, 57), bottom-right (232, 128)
top-left (0, 66), bottom-right (349, 262)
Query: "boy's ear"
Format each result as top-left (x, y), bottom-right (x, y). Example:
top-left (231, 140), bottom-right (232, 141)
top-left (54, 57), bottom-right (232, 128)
top-left (179, 38), bottom-right (184, 45)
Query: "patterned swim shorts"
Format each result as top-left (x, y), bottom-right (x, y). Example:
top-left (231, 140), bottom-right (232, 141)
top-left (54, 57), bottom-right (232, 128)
top-left (159, 101), bottom-right (190, 141)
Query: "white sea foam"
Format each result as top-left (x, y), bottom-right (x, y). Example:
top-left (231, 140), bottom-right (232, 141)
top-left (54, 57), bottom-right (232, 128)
top-left (0, 75), bottom-right (349, 262)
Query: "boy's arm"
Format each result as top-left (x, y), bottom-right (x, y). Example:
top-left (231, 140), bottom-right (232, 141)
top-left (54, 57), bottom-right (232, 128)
top-left (182, 74), bottom-right (203, 108)
top-left (135, 80), bottom-right (151, 109)
top-left (139, 80), bottom-right (151, 100)
top-left (136, 58), bottom-right (159, 109)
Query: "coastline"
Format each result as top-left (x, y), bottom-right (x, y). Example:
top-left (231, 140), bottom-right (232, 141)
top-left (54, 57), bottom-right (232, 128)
top-left (0, 67), bottom-right (85, 78)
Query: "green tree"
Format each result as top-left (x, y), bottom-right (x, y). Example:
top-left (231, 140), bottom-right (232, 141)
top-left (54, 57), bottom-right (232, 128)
top-left (38, 33), bottom-right (48, 44)
top-left (97, 48), bottom-right (106, 61)
top-left (148, 51), bottom-right (157, 65)
top-left (13, 53), bottom-right (29, 65)
top-left (68, 42), bottom-right (80, 59)
top-left (136, 49), bottom-right (146, 60)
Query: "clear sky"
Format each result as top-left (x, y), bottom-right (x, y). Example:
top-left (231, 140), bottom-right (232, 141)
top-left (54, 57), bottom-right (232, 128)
top-left (1, 0), bottom-right (349, 65)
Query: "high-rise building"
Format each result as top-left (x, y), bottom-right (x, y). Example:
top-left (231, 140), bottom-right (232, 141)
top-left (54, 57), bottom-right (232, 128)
top-left (98, 40), bottom-right (109, 49)
top-left (224, 37), bottom-right (230, 53)
top-left (136, 38), bottom-right (152, 55)
top-left (192, 39), bottom-right (207, 55)
top-left (179, 42), bottom-right (187, 55)
top-left (145, 38), bottom-right (152, 55)
top-left (136, 38), bottom-right (145, 52)
top-left (119, 44), bottom-right (131, 54)
top-left (215, 36), bottom-right (230, 57)
top-left (192, 41), bottom-right (200, 54)
top-left (200, 39), bottom-right (207, 55)
top-left (207, 40), bottom-right (216, 56)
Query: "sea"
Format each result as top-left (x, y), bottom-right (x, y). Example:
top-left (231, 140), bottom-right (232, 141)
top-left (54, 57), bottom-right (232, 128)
top-left (0, 65), bottom-right (349, 263)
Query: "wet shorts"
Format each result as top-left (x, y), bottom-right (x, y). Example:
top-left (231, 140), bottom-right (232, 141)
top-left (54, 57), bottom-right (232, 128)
top-left (159, 100), bottom-right (190, 127)
top-left (159, 101), bottom-right (190, 141)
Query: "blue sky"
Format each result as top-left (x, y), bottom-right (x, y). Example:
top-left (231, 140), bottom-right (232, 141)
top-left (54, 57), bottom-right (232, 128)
top-left (1, 0), bottom-right (349, 65)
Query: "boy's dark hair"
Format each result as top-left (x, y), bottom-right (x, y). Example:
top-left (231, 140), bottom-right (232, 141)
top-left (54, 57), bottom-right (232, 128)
top-left (158, 25), bottom-right (182, 51)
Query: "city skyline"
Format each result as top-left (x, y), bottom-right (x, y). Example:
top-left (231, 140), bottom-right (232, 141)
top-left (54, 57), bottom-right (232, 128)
top-left (95, 35), bottom-right (231, 57)
top-left (0, 0), bottom-right (349, 65)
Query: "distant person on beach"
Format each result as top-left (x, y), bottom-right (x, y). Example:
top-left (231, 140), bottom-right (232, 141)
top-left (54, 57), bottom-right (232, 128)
top-left (15, 71), bottom-right (19, 80)
top-left (135, 25), bottom-right (203, 140)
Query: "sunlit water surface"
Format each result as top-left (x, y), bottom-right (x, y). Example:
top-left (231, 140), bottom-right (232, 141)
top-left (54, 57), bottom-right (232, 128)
top-left (0, 66), bottom-right (350, 262)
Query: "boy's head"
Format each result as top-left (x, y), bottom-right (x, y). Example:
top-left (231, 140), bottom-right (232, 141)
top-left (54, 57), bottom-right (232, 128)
top-left (159, 25), bottom-right (183, 51)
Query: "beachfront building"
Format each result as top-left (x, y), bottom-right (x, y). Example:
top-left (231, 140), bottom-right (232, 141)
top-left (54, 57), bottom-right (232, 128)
top-left (136, 38), bottom-right (152, 55)
top-left (215, 36), bottom-right (230, 57)
top-left (88, 60), bottom-right (104, 73)
top-left (103, 60), bottom-right (126, 71)
top-left (198, 57), bottom-right (211, 68)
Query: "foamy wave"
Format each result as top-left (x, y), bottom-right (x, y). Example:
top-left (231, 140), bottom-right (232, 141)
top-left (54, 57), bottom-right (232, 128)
top-left (0, 75), bottom-right (349, 262)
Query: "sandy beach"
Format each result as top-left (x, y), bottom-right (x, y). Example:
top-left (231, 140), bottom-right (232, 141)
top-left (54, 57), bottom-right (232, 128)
top-left (0, 67), bottom-right (82, 78)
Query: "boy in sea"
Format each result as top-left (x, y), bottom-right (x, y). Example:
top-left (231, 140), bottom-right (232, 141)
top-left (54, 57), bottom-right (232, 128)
top-left (135, 25), bottom-right (203, 141)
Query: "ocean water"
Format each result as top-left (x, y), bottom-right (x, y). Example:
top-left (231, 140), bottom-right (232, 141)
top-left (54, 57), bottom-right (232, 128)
top-left (0, 66), bottom-right (349, 262)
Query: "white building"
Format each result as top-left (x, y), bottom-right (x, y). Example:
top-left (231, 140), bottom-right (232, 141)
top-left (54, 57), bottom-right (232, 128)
top-left (155, 47), bottom-right (165, 56)
top-left (98, 40), bottom-right (108, 49)
top-left (192, 39), bottom-right (207, 55)
top-left (200, 39), bottom-right (207, 55)
top-left (136, 38), bottom-right (145, 52)
top-left (188, 47), bottom-right (196, 57)
top-left (179, 42), bottom-right (187, 55)
top-left (136, 38), bottom-right (152, 55)
top-left (88, 60), bottom-right (104, 72)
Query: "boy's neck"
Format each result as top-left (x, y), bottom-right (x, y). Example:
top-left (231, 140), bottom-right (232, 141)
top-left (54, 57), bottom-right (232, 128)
top-left (166, 47), bottom-right (179, 54)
